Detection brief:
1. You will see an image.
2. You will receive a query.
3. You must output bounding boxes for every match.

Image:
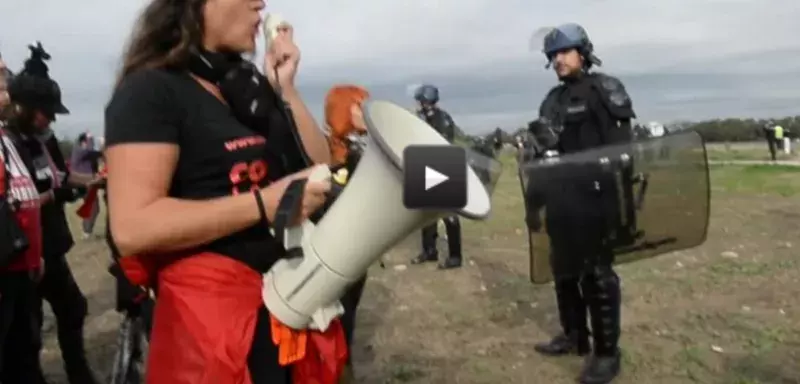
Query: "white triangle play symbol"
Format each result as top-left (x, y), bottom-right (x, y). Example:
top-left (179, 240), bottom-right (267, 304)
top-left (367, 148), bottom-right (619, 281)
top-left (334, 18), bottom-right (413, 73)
top-left (424, 166), bottom-right (449, 191)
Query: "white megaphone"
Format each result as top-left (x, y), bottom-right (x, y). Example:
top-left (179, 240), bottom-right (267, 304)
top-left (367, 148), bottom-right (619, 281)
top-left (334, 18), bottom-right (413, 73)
top-left (262, 100), bottom-right (495, 330)
top-left (263, 13), bottom-right (288, 48)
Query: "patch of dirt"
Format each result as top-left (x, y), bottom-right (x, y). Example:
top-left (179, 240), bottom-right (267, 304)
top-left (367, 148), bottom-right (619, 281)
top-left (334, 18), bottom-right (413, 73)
top-left (40, 180), bottom-right (800, 383)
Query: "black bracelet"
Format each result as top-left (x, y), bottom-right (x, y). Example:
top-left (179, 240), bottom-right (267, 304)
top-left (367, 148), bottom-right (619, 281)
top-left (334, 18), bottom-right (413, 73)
top-left (253, 189), bottom-right (269, 228)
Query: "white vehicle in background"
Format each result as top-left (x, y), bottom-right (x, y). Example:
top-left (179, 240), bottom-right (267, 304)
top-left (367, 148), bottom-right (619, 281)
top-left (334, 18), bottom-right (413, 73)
top-left (647, 121), bottom-right (666, 137)
top-left (634, 121), bottom-right (670, 161)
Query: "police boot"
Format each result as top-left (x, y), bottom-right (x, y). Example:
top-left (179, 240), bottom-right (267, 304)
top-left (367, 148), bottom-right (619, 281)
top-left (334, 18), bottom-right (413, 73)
top-left (579, 267), bottom-right (622, 384)
top-left (438, 216), bottom-right (462, 270)
top-left (534, 331), bottom-right (591, 356)
top-left (579, 350), bottom-right (621, 384)
top-left (535, 278), bottom-right (590, 356)
top-left (412, 224), bottom-right (439, 264)
top-left (411, 250), bottom-right (438, 264)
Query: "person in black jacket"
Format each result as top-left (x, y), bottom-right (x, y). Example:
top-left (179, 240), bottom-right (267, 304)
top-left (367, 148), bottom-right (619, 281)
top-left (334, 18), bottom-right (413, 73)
top-left (410, 84), bottom-right (463, 269)
top-left (524, 23), bottom-right (635, 384)
top-left (7, 42), bottom-right (101, 384)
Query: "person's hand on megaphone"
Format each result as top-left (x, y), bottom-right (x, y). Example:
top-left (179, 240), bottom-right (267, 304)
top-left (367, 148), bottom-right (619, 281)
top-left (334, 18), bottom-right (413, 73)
top-left (263, 166), bottom-right (331, 225)
top-left (296, 178), bottom-right (330, 224)
top-left (264, 22), bottom-right (300, 91)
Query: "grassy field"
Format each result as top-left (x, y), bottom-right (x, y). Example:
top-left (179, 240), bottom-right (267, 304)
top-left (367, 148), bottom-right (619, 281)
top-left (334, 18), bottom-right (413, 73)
top-left (42, 151), bottom-right (800, 384)
top-left (705, 142), bottom-right (799, 162)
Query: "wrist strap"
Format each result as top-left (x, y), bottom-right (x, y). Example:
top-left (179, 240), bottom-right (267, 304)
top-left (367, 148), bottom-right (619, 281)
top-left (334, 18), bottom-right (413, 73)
top-left (253, 188), bottom-right (270, 229)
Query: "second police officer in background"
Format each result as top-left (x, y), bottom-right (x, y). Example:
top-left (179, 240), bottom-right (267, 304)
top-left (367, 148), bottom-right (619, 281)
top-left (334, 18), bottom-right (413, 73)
top-left (410, 85), bottom-right (463, 269)
top-left (526, 23), bottom-right (634, 384)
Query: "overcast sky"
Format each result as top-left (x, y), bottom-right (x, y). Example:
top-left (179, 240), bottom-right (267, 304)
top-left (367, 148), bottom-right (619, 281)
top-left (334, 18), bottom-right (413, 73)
top-left (1, 0), bottom-right (799, 137)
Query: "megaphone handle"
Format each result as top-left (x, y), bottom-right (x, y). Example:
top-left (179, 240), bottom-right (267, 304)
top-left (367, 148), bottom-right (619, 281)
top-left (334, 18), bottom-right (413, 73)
top-left (271, 165), bottom-right (333, 247)
top-left (272, 178), bottom-right (307, 248)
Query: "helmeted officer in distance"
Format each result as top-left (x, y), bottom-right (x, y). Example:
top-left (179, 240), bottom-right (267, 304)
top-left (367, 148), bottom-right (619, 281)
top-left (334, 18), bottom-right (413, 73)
top-left (526, 23), bottom-right (635, 384)
top-left (411, 84), bottom-right (463, 269)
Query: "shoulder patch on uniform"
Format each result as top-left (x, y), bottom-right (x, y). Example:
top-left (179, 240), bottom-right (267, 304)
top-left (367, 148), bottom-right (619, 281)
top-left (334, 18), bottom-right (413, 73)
top-left (589, 72), bottom-right (636, 119)
top-left (595, 73), bottom-right (629, 107)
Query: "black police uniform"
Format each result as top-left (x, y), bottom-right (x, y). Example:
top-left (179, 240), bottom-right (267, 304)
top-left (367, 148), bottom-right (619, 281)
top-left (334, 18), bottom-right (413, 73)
top-left (528, 72), bottom-right (634, 373)
top-left (412, 106), bottom-right (463, 269)
top-left (491, 128), bottom-right (504, 152)
top-left (763, 126), bottom-right (778, 161)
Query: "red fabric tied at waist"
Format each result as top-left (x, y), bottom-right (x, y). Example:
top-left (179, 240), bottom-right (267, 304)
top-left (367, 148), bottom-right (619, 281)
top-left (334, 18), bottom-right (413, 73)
top-left (145, 252), bottom-right (263, 384)
top-left (118, 253), bottom-right (169, 288)
top-left (123, 251), bottom-right (348, 384)
top-left (270, 315), bottom-right (349, 384)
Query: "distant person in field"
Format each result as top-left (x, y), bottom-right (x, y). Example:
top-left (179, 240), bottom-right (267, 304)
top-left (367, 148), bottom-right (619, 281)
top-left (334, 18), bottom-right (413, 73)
top-left (773, 124), bottom-right (784, 152)
top-left (763, 124), bottom-right (777, 161)
top-left (70, 132), bottom-right (103, 238)
top-left (411, 84), bottom-right (463, 269)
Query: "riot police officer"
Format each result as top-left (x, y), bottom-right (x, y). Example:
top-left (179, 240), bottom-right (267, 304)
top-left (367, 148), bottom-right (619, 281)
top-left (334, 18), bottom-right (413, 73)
top-left (491, 127), bottom-right (504, 152)
top-left (410, 84), bottom-right (462, 269)
top-left (526, 23), bottom-right (634, 384)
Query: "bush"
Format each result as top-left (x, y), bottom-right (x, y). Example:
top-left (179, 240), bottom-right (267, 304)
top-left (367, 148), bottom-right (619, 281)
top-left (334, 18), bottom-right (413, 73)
top-left (687, 116), bottom-right (798, 142)
top-left (496, 116), bottom-right (799, 144)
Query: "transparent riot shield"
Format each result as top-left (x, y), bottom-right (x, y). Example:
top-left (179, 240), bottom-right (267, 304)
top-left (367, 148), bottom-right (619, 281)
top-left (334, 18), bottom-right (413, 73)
top-left (519, 131), bottom-right (710, 284)
top-left (466, 146), bottom-right (503, 195)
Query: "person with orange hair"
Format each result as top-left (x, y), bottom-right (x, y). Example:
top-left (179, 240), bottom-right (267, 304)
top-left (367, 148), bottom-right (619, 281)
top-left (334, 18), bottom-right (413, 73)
top-left (326, 84), bottom-right (369, 169)
top-left (323, 84), bottom-right (370, 379)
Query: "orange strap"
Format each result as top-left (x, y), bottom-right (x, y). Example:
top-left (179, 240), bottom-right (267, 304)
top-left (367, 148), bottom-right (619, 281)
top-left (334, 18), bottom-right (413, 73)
top-left (270, 314), bottom-right (309, 366)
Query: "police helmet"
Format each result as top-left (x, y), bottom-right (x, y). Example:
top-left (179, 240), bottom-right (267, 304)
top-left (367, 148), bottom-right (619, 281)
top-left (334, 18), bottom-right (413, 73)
top-left (8, 42), bottom-right (69, 117)
top-left (414, 84), bottom-right (439, 104)
top-left (542, 23), bottom-right (602, 67)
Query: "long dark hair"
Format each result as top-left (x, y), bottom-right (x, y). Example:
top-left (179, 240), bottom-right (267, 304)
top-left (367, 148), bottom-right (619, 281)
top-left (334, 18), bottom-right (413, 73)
top-left (115, 0), bottom-right (206, 88)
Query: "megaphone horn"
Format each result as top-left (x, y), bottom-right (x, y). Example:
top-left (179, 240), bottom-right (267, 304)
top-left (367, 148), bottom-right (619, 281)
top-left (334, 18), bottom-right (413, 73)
top-left (263, 100), bottom-right (495, 330)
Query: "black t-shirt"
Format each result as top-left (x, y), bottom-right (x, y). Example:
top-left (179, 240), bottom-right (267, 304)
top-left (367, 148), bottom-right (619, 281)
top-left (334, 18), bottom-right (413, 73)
top-left (14, 132), bottom-right (74, 257)
top-left (104, 69), bottom-right (288, 273)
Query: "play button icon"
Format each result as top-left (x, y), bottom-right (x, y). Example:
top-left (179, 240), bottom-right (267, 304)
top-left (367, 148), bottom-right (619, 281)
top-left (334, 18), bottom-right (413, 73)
top-left (403, 145), bottom-right (467, 210)
top-left (424, 166), bottom-right (449, 190)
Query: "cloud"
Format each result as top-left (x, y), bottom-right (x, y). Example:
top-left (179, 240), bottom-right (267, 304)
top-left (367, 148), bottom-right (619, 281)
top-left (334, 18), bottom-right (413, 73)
top-left (1, 0), bottom-right (799, 136)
